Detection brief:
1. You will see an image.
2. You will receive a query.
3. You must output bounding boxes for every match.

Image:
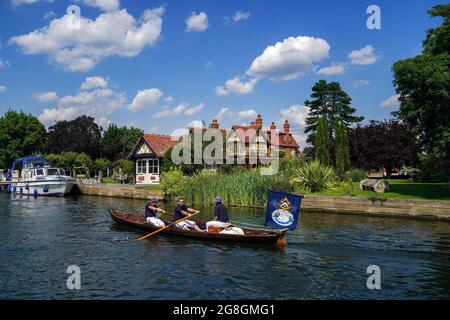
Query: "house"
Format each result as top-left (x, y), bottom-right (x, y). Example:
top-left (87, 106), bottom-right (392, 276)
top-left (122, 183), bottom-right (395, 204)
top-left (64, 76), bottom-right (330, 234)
top-left (191, 115), bottom-right (300, 164)
top-left (128, 134), bottom-right (179, 185)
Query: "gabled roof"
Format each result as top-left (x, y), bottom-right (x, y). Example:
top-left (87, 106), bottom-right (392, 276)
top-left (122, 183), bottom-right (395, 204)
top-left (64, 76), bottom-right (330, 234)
top-left (128, 134), bottom-right (180, 159)
top-left (143, 134), bottom-right (180, 157)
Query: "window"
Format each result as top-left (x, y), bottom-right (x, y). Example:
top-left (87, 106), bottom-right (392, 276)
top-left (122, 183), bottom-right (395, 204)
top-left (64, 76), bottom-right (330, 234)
top-left (137, 160), bottom-right (147, 174)
top-left (47, 169), bottom-right (59, 176)
top-left (148, 159), bottom-right (159, 174)
top-left (36, 169), bottom-right (44, 176)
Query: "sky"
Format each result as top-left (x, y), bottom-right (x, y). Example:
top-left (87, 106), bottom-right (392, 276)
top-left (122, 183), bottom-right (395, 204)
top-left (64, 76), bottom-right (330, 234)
top-left (0, 0), bottom-right (444, 148)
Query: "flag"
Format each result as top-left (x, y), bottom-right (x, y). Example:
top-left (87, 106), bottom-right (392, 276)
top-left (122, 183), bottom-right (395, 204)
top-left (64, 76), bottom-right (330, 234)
top-left (265, 191), bottom-right (302, 231)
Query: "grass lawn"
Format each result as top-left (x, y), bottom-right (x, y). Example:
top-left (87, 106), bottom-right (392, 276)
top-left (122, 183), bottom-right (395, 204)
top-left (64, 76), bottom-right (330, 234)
top-left (102, 177), bottom-right (119, 184)
top-left (136, 185), bottom-right (162, 191)
top-left (301, 179), bottom-right (450, 201)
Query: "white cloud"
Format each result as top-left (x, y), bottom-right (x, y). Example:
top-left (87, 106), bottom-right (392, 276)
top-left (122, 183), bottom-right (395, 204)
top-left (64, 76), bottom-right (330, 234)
top-left (38, 107), bottom-right (77, 123)
top-left (170, 120), bottom-right (204, 137)
top-left (164, 95), bottom-right (173, 103)
top-left (246, 36), bottom-right (330, 80)
top-left (80, 76), bottom-right (109, 90)
top-left (234, 109), bottom-right (258, 120)
top-left (33, 91), bottom-right (58, 102)
top-left (353, 80), bottom-right (370, 88)
top-left (80, 0), bottom-right (120, 12)
top-left (215, 107), bottom-right (230, 119)
top-left (317, 63), bottom-right (345, 76)
top-left (0, 85), bottom-right (6, 93)
top-left (215, 75), bottom-right (259, 96)
top-left (279, 104), bottom-right (310, 148)
top-left (43, 11), bottom-right (56, 20)
top-left (38, 85), bottom-right (127, 126)
top-left (186, 11), bottom-right (208, 32)
top-left (380, 94), bottom-right (400, 108)
top-left (11, 0), bottom-right (54, 6)
top-left (184, 103), bottom-right (204, 116)
top-left (348, 45), bottom-right (379, 65)
top-left (127, 88), bottom-right (163, 111)
top-left (10, 6), bottom-right (165, 72)
top-left (223, 10), bottom-right (250, 24)
top-left (154, 102), bottom-right (204, 118)
top-left (0, 58), bottom-right (10, 69)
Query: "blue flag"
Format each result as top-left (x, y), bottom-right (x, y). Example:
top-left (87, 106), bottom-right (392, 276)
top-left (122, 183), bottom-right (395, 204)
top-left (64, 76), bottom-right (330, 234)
top-left (265, 191), bottom-right (302, 231)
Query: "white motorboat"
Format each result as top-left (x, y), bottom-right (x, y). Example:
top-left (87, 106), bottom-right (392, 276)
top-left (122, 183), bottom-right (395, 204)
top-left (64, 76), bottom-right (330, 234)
top-left (6, 156), bottom-right (75, 196)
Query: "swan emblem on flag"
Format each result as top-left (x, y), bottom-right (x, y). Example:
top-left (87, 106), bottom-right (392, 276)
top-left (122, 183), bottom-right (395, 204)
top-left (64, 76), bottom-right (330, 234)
top-left (271, 197), bottom-right (294, 227)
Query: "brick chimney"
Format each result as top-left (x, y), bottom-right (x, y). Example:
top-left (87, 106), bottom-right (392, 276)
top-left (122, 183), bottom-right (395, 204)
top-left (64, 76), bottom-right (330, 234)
top-left (270, 122), bottom-right (276, 131)
top-left (210, 119), bottom-right (219, 129)
top-left (284, 120), bottom-right (290, 143)
top-left (255, 114), bottom-right (263, 129)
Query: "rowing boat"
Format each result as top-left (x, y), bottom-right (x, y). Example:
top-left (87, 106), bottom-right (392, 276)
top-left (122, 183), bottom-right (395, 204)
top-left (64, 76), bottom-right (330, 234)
top-left (109, 209), bottom-right (288, 245)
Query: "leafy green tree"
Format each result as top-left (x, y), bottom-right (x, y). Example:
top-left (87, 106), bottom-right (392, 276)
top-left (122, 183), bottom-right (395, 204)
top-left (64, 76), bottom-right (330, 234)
top-left (0, 110), bottom-right (46, 168)
top-left (315, 116), bottom-right (331, 166)
top-left (335, 120), bottom-right (350, 178)
top-left (46, 152), bottom-right (93, 171)
top-left (93, 158), bottom-right (111, 175)
top-left (46, 115), bottom-right (102, 159)
top-left (305, 80), bottom-right (363, 156)
top-left (392, 4), bottom-right (450, 187)
top-left (101, 124), bottom-right (143, 161)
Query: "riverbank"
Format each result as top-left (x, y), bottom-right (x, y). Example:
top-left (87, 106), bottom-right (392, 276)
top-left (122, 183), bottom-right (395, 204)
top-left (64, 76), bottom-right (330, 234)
top-left (74, 182), bottom-right (450, 221)
top-left (230, 196), bottom-right (450, 221)
top-left (76, 182), bottom-right (164, 200)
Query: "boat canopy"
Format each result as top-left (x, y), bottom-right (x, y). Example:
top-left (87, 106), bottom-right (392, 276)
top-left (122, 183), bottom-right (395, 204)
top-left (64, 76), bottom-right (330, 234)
top-left (6, 156), bottom-right (50, 181)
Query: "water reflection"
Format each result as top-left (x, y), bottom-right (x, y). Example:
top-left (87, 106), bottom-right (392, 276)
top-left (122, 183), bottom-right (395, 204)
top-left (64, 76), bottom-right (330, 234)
top-left (0, 193), bottom-right (450, 299)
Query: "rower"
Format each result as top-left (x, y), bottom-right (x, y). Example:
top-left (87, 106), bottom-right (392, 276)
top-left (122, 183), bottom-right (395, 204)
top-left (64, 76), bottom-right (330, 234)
top-left (144, 197), bottom-right (166, 228)
top-left (173, 197), bottom-right (205, 232)
top-left (206, 196), bottom-right (230, 232)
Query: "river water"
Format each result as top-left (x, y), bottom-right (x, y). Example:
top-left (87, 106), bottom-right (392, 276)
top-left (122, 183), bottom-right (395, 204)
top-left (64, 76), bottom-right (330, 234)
top-left (1, 193), bottom-right (450, 300)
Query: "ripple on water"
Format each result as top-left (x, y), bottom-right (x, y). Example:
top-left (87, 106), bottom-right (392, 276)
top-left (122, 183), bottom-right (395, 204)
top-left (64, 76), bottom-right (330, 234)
top-left (1, 194), bottom-right (450, 299)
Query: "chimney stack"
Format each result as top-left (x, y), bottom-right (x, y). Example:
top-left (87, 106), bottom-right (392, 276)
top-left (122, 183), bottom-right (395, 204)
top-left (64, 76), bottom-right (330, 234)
top-left (256, 114), bottom-right (263, 129)
top-left (284, 120), bottom-right (290, 142)
top-left (270, 122), bottom-right (276, 130)
top-left (210, 119), bottom-right (219, 129)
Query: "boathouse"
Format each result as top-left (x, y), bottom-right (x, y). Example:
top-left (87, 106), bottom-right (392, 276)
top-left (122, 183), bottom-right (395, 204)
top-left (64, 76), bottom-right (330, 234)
top-left (128, 134), bottom-right (179, 185)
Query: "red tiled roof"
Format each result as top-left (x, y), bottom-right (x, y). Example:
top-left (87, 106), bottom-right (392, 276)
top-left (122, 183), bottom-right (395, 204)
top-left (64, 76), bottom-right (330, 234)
top-left (143, 134), bottom-right (180, 157)
top-left (267, 131), bottom-right (299, 149)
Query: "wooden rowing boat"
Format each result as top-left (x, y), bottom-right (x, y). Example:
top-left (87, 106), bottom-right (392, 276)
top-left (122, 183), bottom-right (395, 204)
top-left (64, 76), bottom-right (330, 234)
top-left (109, 209), bottom-right (288, 245)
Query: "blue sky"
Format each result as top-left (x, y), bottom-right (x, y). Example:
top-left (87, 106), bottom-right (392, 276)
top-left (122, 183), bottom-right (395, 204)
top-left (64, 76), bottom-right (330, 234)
top-left (0, 0), bottom-right (444, 148)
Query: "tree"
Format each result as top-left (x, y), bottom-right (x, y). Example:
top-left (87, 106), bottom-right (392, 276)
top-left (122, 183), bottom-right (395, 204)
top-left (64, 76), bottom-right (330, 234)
top-left (46, 116), bottom-right (102, 159)
top-left (101, 124), bottom-right (143, 161)
top-left (335, 120), bottom-right (350, 177)
top-left (315, 116), bottom-right (331, 166)
top-left (305, 80), bottom-right (363, 158)
top-left (392, 4), bottom-right (450, 187)
top-left (0, 109), bottom-right (46, 168)
top-left (348, 120), bottom-right (418, 176)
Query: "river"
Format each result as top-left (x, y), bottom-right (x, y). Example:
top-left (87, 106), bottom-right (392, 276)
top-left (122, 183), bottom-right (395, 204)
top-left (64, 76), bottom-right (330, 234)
top-left (1, 193), bottom-right (450, 299)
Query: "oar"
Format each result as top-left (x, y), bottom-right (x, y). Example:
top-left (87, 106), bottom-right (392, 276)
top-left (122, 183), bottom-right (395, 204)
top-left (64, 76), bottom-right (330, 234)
top-left (137, 212), bottom-right (199, 241)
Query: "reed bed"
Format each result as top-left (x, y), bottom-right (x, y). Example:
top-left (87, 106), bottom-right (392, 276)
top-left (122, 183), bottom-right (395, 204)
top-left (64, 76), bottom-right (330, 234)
top-left (181, 169), bottom-right (292, 207)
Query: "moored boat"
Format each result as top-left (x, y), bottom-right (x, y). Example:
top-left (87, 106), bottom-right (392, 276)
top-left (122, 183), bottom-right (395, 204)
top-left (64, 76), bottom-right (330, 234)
top-left (109, 209), bottom-right (288, 245)
top-left (6, 156), bottom-right (75, 196)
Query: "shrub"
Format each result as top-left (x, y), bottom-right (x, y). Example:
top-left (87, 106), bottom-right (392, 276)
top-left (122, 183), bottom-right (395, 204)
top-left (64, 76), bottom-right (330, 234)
top-left (416, 155), bottom-right (447, 182)
top-left (291, 160), bottom-right (336, 192)
top-left (347, 168), bottom-right (368, 182)
top-left (113, 159), bottom-right (134, 180)
top-left (161, 168), bottom-right (188, 199)
top-left (93, 158), bottom-right (111, 175)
